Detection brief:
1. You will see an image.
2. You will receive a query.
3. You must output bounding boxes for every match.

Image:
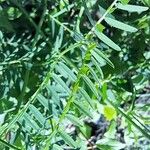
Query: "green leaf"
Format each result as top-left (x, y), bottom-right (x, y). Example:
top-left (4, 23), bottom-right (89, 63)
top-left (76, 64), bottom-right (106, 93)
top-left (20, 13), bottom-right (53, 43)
top-left (91, 57), bottom-right (104, 79)
top-left (82, 75), bottom-right (99, 98)
top-left (120, 0), bottom-right (130, 5)
top-left (105, 17), bottom-right (138, 32)
top-left (0, 138), bottom-right (21, 150)
top-left (58, 62), bottom-right (77, 81)
top-left (74, 101), bottom-right (93, 118)
top-left (79, 88), bottom-right (94, 108)
top-left (21, 113), bottom-right (39, 130)
top-left (52, 73), bottom-right (71, 94)
top-left (103, 105), bottom-right (117, 121)
top-left (37, 94), bottom-right (49, 110)
top-left (94, 30), bottom-right (121, 51)
top-left (98, 5), bottom-right (114, 19)
top-left (96, 23), bottom-right (105, 32)
top-left (66, 114), bottom-right (83, 127)
top-left (46, 85), bottom-right (60, 107)
top-left (96, 138), bottom-right (126, 150)
top-left (29, 104), bottom-right (46, 126)
top-left (116, 3), bottom-right (149, 13)
top-left (58, 130), bottom-right (77, 148)
top-left (93, 48), bottom-right (114, 68)
top-left (87, 65), bottom-right (101, 85)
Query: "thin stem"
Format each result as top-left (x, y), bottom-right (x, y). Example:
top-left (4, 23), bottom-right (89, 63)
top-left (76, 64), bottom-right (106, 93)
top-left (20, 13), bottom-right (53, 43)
top-left (88, 0), bottom-right (118, 36)
top-left (0, 139), bottom-right (21, 150)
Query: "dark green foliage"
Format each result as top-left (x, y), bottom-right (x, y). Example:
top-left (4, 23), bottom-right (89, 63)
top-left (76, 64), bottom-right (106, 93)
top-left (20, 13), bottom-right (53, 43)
top-left (0, 0), bottom-right (149, 149)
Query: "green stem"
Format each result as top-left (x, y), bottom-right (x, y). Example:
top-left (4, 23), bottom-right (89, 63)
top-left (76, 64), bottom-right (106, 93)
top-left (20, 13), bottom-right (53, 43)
top-left (0, 139), bottom-right (21, 150)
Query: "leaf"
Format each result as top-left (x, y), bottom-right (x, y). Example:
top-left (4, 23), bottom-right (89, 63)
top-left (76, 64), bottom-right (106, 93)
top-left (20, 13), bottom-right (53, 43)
top-left (53, 4), bottom-right (74, 17)
top-left (105, 17), bottom-right (138, 32)
top-left (103, 105), bottom-right (117, 121)
top-left (0, 138), bottom-right (21, 150)
top-left (82, 75), bottom-right (99, 98)
top-left (79, 87), bottom-right (94, 108)
top-left (87, 65), bottom-right (101, 85)
top-left (74, 101), bottom-right (93, 118)
top-left (21, 113), bottom-right (39, 130)
top-left (93, 48), bottom-right (114, 68)
top-left (96, 23), bottom-right (105, 32)
top-left (94, 30), bottom-right (121, 51)
top-left (29, 104), bottom-right (46, 126)
top-left (82, 0), bottom-right (95, 26)
top-left (52, 73), bottom-right (71, 94)
top-left (116, 3), bottom-right (149, 13)
top-left (96, 138), bottom-right (126, 150)
top-left (54, 26), bottom-right (64, 52)
top-left (91, 57), bottom-right (104, 79)
top-left (37, 94), bottom-right (49, 110)
top-left (98, 5), bottom-right (115, 19)
top-left (58, 62), bottom-right (77, 81)
top-left (46, 85), bottom-right (60, 107)
top-left (120, 0), bottom-right (130, 5)
top-left (58, 130), bottom-right (77, 148)
top-left (66, 114), bottom-right (83, 127)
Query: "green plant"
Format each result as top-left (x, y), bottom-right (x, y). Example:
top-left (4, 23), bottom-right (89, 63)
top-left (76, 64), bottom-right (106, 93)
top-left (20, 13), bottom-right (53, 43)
top-left (0, 0), bottom-right (149, 149)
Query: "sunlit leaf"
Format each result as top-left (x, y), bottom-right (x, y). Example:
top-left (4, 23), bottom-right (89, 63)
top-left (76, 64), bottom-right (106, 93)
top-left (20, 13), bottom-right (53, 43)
top-left (105, 17), bottom-right (138, 32)
top-left (103, 105), bottom-right (117, 121)
top-left (116, 3), bottom-right (149, 13)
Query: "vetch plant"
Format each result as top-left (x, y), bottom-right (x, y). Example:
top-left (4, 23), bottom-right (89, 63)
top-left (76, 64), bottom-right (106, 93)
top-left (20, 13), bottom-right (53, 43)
top-left (0, 0), bottom-right (149, 149)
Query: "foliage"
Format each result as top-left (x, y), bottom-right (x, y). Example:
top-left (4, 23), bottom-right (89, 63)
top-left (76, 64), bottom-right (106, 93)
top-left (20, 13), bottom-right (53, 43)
top-left (0, 0), bottom-right (150, 149)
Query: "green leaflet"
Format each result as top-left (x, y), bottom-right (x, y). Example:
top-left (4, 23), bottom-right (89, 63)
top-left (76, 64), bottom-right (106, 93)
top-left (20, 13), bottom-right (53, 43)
top-left (74, 101), bottom-right (93, 118)
top-left (93, 48), bottom-right (114, 68)
top-left (103, 105), bottom-right (117, 121)
top-left (21, 113), bottom-right (39, 131)
top-left (29, 104), bottom-right (46, 126)
top-left (116, 3), bottom-right (149, 13)
top-left (0, 11), bottom-right (14, 32)
top-left (82, 75), bottom-right (99, 98)
top-left (94, 30), bottom-right (121, 51)
top-left (52, 73), bottom-right (71, 94)
top-left (58, 130), bottom-right (77, 148)
top-left (91, 57), bottom-right (104, 79)
top-left (79, 88), bottom-right (94, 108)
top-left (82, 0), bottom-right (95, 26)
top-left (37, 94), bottom-right (49, 110)
top-left (66, 114), bottom-right (83, 127)
top-left (98, 5), bottom-right (115, 19)
top-left (105, 17), bottom-right (138, 32)
top-left (46, 85), bottom-right (60, 107)
top-left (87, 65), bottom-right (101, 85)
top-left (58, 62), bottom-right (77, 81)
top-left (96, 138), bottom-right (126, 150)
top-left (53, 4), bottom-right (74, 17)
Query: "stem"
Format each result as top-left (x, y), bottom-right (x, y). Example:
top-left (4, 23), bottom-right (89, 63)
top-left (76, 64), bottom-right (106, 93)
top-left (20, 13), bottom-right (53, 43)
top-left (0, 139), bottom-right (21, 150)
top-left (88, 0), bottom-right (118, 35)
